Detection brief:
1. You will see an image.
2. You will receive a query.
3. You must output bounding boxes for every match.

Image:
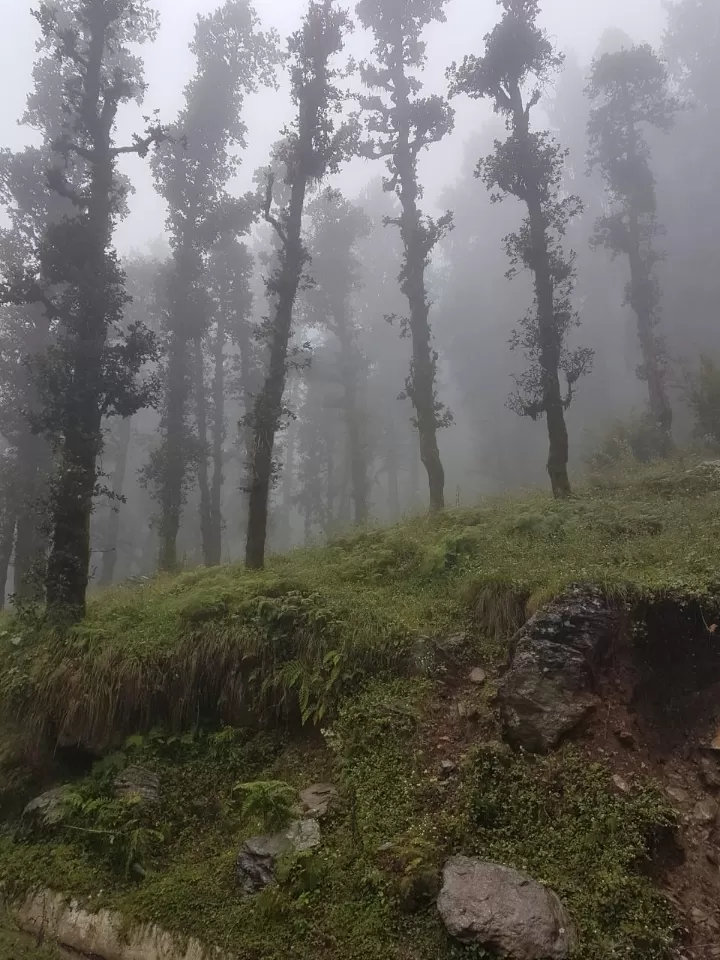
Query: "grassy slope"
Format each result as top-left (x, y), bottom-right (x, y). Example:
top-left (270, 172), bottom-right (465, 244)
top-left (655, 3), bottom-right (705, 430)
top-left (1, 461), bottom-right (717, 960)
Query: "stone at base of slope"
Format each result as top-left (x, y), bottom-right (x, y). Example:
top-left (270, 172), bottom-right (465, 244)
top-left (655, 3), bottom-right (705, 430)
top-left (2, 888), bottom-right (231, 960)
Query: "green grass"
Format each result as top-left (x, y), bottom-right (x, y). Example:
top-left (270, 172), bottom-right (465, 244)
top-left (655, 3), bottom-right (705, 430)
top-left (0, 680), bottom-right (677, 960)
top-left (2, 460), bottom-right (720, 759)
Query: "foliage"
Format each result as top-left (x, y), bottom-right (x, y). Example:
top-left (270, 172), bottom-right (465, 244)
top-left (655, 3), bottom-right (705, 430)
top-left (245, 0), bottom-right (357, 569)
top-left (234, 779), bottom-right (296, 832)
top-left (450, 0), bottom-right (591, 498)
top-left (586, 45), bottom-right (679, 442)
top-left (459, 745), bottom-right (677, 959)
top-left (356, 0), bottom-right (454, 512)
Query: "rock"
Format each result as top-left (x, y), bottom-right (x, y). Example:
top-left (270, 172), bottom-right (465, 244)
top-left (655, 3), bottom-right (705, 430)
top-left (612, 774), bottom-right (630, 794)
top-left (692, 797), bottom-right (718, 825)
top-left (666, 786), bottom-right (691, 806)
top-left (498, 587), bottom-right (617, 753)
top-left (22, 786), bottom-right (70, 826)
top-left (236, 818), bottom-right (320, 894)
top-left (699, 756), bottom-right (720, 790)
top-left (614, 727), bottom-right (636, 749)
top-left (438, 857), bottom-right (575, 959)
top-left (457, 700), bottom-right (479, 721)
top-left (409, 632), bottom-right (469, 676)
top-left (286, 818), bottom-right (321, 852)
top-left (299, 783), bottom-right (337, 818)
top-left (7, 887), bottom-right (226, 960)
top-left (440, 759), bottom-right (458, 778)
top-left (469, 667), bottom-right (487, 685)
top-left (114, 765), bottom-right (159, 805)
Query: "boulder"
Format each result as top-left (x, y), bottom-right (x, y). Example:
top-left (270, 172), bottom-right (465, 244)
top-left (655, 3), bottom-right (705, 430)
top-left (438, 858), bottom-right (575, 960)
top-left (299, 783), bottom-right (337, 818)
top-left (498, 587), bottom-right (618, 752)
top-left (22, 786), bottom-right (71, 826)
top-left (236, 818), bottom-right (320, 894)
top-left (114, 765), bottom-right (160, 805)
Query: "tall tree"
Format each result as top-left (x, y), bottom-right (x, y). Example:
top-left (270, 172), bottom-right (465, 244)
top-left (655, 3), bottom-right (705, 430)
top-left (1, 0), bottom-right (168, 619)
top-left (307, 190), bottom-right (371, 526)
top-left (150, 0), bottom-right (278, 571)
top-left (586, 45), bottom-right (679, 449)
top-left (356, 0), bottom-right (454, 513)
top-left (451, 0), bottom-right (592, 498)
top-left (244, 0), bottom-right (355, 570)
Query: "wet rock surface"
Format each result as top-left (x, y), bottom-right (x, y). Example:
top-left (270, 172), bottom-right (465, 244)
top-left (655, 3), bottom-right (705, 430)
top-left (499, 587), bottom-right (618, 752)
top-left (437, 857), bottom-right (576, 959)
top-left (236, 819), bottom-right (320, 894)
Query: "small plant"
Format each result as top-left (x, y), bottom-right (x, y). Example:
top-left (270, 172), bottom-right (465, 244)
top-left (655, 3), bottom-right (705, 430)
top-left (234, 780), bottom-right (297, 833)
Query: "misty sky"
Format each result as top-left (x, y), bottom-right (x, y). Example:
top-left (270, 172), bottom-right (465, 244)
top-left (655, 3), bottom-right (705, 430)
top-left (1, 0), bottom-right (664, 254)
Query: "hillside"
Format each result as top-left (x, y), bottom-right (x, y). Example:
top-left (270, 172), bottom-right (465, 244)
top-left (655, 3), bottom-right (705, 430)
top-left (2, 462), bottom-right (720, 960)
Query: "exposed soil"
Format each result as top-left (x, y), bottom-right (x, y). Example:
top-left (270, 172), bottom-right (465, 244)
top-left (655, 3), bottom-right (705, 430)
top-left (428, 602), bottom-right (720, 960)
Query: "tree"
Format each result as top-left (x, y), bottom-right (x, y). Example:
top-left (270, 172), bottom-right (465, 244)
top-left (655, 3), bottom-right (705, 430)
top-left (451, 0), bottom-right (592, 498)
top-left (356, 0), bottom-right (454, 513)
top-left (586, 45), bottom-right (679, 450)
top-left (306, 190), bottom-right (371, 526)
top-left (244, 0), bottom-right (355, 570)
top-left (150, 0), bottom-right (279, 571)
top-left (1, 0), bottom-right (168, 619)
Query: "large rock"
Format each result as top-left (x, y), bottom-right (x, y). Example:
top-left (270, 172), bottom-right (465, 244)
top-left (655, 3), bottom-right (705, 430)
top-left (437, 858), bottom-right (575, 960)
top-left (299, 783), bottom-right (338, 818)
top-left (22, 786), bottom-right (71, 826)
top-left (114, 765), bottom-right (160, 805)
top-left (498, 587), bottom-right (617, 752)
top-left (236, 819), bottom-right (320, 894)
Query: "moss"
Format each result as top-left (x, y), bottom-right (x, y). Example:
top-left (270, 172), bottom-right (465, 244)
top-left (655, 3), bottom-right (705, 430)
top-left (0, 678), bottom-right (680, 960)
top-left (457, 745), bottom-right (678, 960)
top-left (4, 461), bottom-right (720, 756)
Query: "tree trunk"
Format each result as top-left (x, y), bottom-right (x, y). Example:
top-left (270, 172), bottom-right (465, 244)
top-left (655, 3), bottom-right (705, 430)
top-left (336, 323), bottom-right (368, 526)
top-left (279, 406), bottom-right (296, 551)
top-left (392, 57), bottom-right (446, 513)
top-left (98, 418), bottom-right (131, 588)
top-left (526, 192), bottom-right (572, 499)
top-left (0, 502), bottom-right (17, 610)
top-left (627, 209), bottom-right (673, 448)
top-left (46, 417), bottom-right (103, 618)
top-left (245, 178), bottom-right (307, 570)
top-left (386, 416), bottom-right (400, 523)
top-left (158, 333), bottom-right (190, 572)
top-left (194, 336), bottom-right (214, 566)
top-left (14, 433), bottom-right (50, 601)
top-left (209, 315), bottom-right (225, 566)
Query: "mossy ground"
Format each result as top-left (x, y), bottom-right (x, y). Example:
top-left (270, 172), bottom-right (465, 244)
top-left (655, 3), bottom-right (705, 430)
top-left (0, 678), bottom-right (678, 960)
top-left (0, 460), bottom-right (716, 958)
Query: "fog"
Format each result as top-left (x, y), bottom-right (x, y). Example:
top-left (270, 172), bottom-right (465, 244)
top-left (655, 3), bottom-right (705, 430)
top-left (0, 0), bottom-right (716, 602)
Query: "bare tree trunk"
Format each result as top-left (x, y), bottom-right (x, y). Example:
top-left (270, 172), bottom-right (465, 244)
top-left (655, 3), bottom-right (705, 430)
top-left (193, 336), bottom-right (214, 566)
top-left (98, 418), bottom-right (131, 587)
top-left (627, 210), bottom-right (673, 449)
top-left (14, 433), bottom-right (50, 601)
top-left (526, 191), bottom-right (572, 499)
top-left (158, 334), bottom-right (190, 572)
top-left (279, 407), bottom-right (296, 551)
top-left (0, 502), bottom-right (17, 610)
top-left (336, 323), bottom-right (368, 525)
top-left (386, 418), bottom-right (400, 524)
top-left (245, 178), bottom-right (307, 570)
top-left (209, 315), bottom-right (225, 566)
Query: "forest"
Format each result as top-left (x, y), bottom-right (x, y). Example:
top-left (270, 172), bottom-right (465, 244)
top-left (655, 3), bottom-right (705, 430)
top-left (3, 3), bottom-right (720, 959)
top-left (0, 0), bottom-right (716, 620)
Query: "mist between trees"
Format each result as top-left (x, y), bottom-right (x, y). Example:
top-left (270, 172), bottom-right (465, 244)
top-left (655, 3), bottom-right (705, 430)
top-left (0, 0), bottom-right (718, 619)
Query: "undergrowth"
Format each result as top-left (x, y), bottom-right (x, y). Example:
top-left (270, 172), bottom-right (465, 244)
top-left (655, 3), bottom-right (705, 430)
top-left (2, 460), bottom-right (720, 759)
top-left (0, 679), bottom-right (678, 960)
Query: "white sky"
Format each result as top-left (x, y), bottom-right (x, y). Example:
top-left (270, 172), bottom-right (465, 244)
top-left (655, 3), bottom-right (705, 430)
top-left (0, 0), bottom-right (665, 254)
